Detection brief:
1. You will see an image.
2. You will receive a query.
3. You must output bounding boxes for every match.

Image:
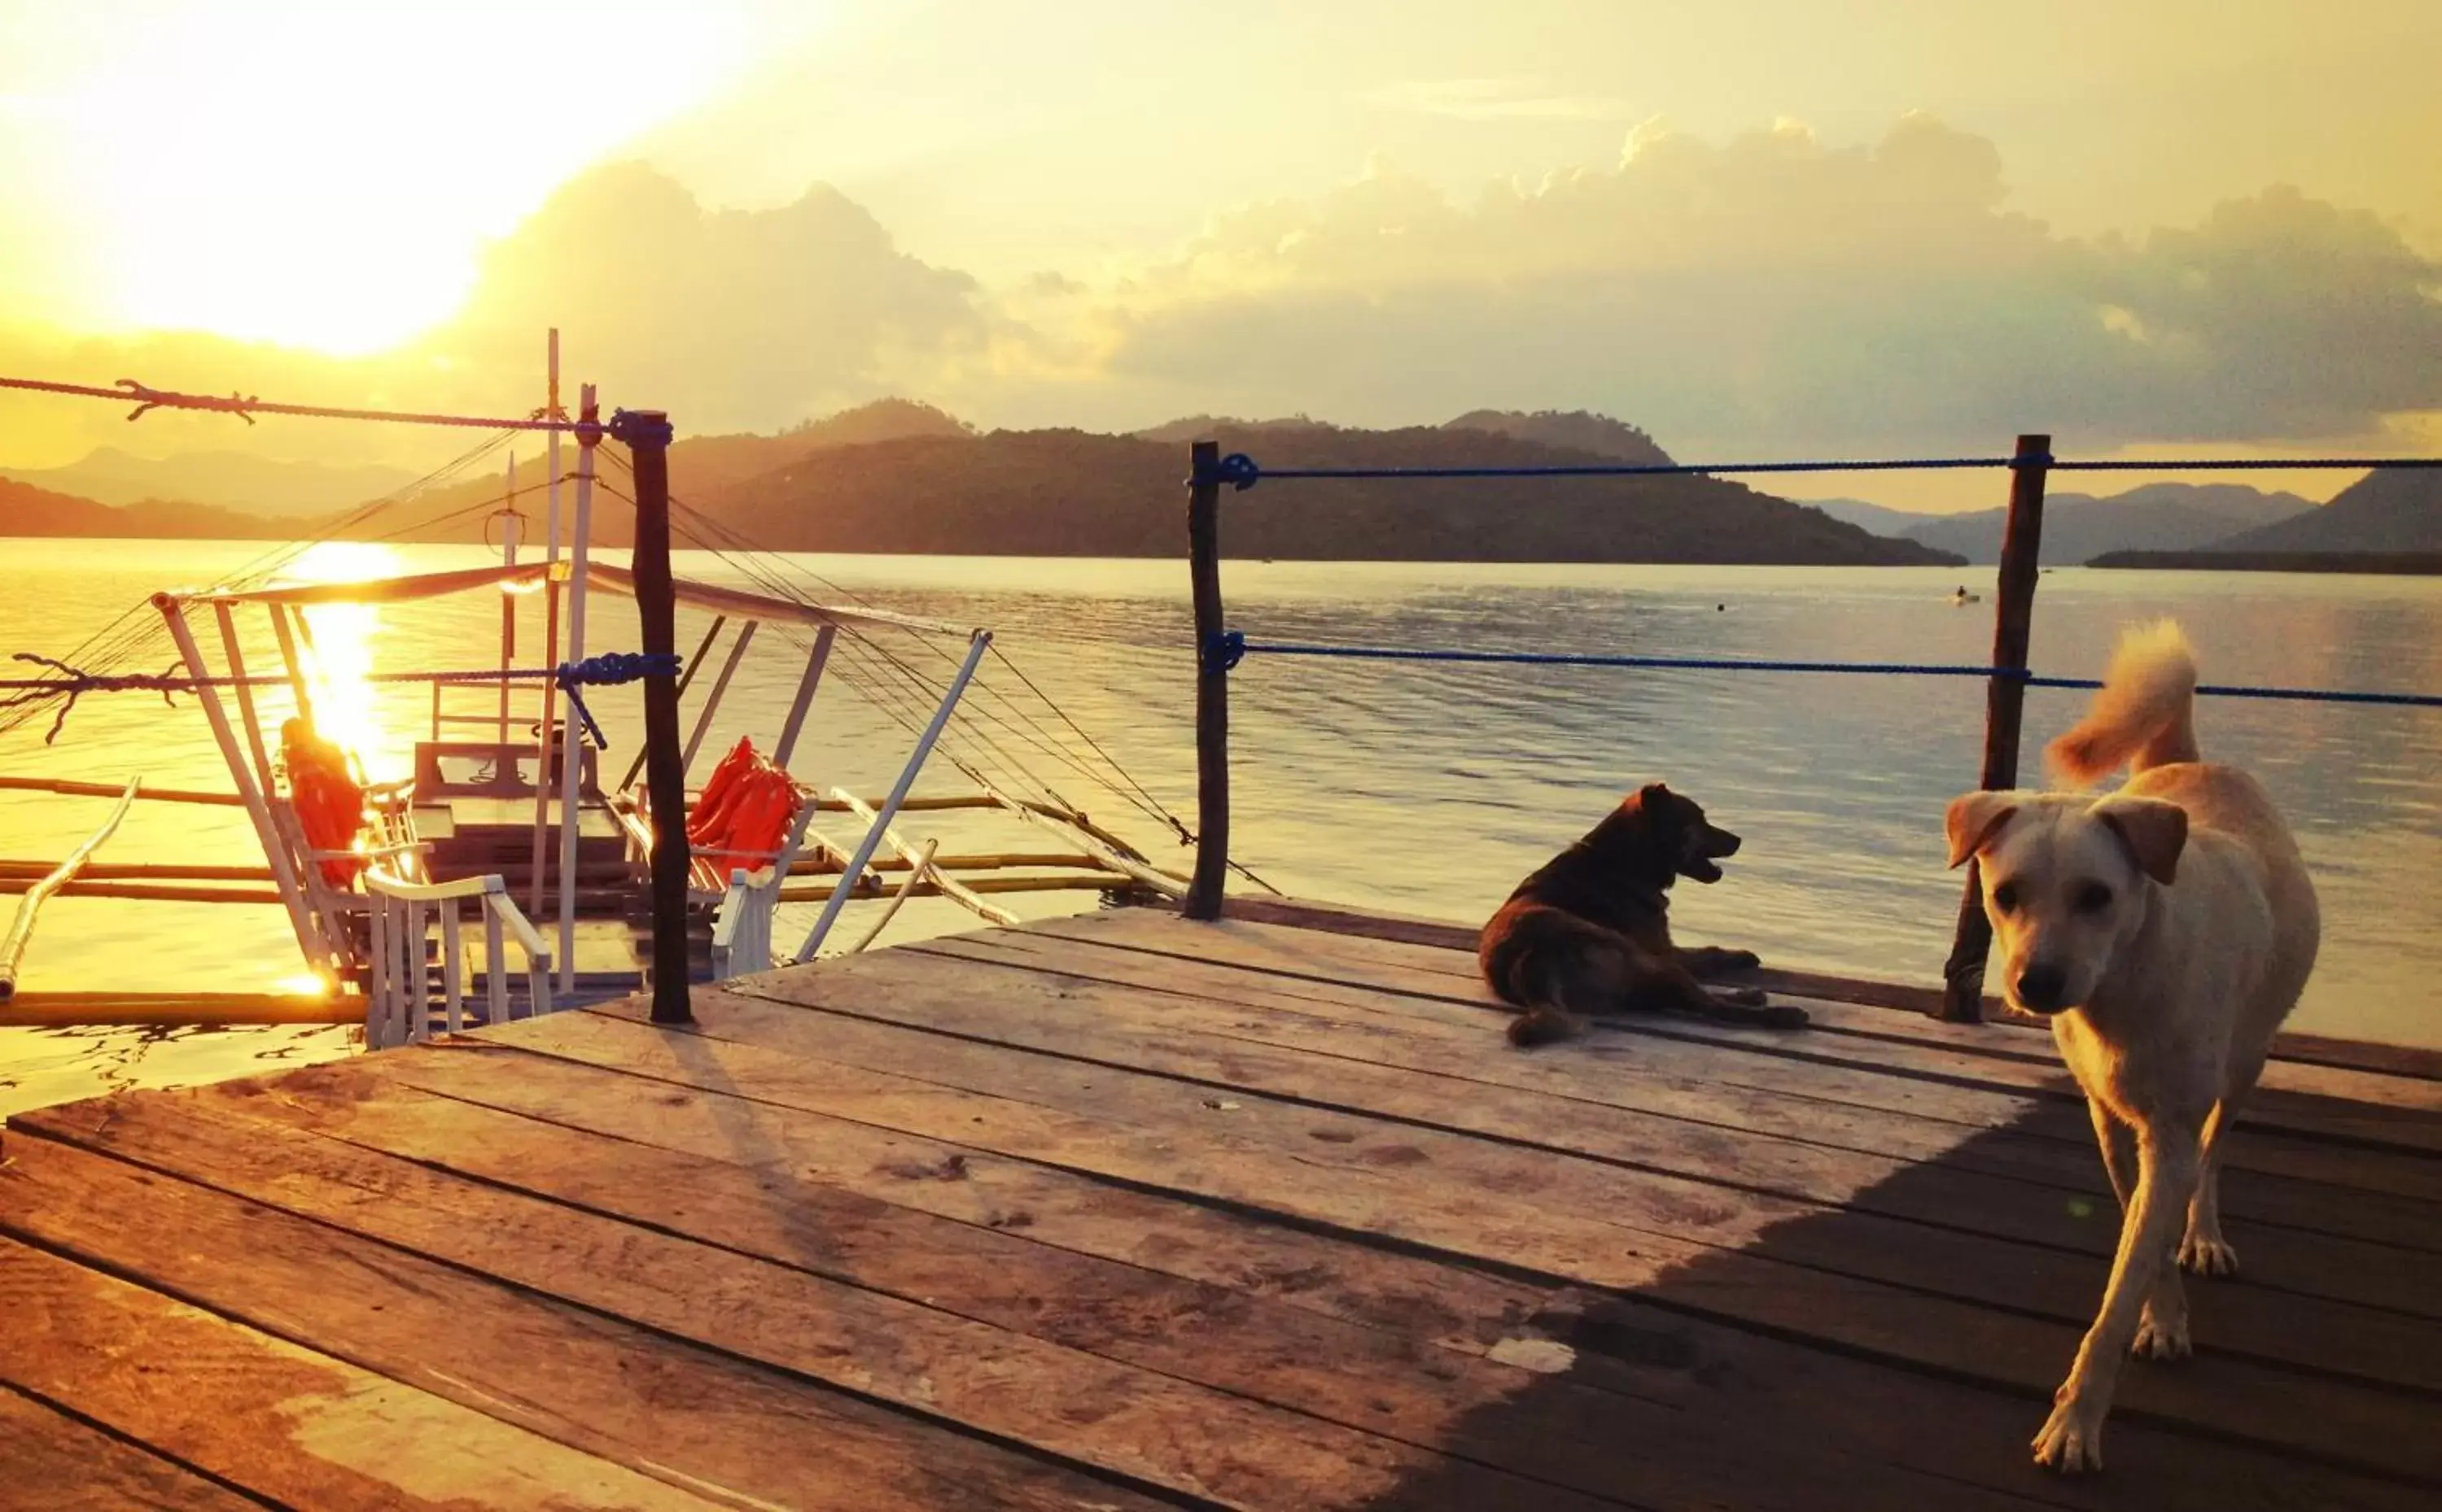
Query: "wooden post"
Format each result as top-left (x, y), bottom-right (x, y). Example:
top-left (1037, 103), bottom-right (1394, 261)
top-left (621, 614), bottom-right (728, 793)
top-left (1940, 433), bottom-right (2051, 1022)
top-left (1184, 441), bottom-right (1229, 920)
top-left (617, 408), bottom-right (694, 1025)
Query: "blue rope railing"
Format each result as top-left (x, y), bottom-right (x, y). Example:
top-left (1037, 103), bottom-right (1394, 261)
top-left (1195, 451), bottom-right (2442, 490)
top-left (1207, 637), bottom-right (2442, 710)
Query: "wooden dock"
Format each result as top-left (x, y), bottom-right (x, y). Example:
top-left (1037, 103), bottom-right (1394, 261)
top-left (3, 903), bottom-right (2438, 1510)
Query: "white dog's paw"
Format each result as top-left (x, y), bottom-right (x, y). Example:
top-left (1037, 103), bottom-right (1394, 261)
top-left (2179, 1231), bottom-right (2240, 1277)
top-left (2132, 1304), bottom-right (2192, 1361)
top-left (2032, 1393), bottom-right (2107, 1474)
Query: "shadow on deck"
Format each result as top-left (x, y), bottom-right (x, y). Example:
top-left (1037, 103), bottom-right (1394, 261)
top-left (0, 904), bottom-right (2435, 1511)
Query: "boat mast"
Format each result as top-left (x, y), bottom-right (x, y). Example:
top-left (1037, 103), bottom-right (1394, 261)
top-left (528, 332), bottom-right (563, 915)
top-left (496, 457), bottom-right (520, 743)
top-left (557, 382), bottom-right (597, 992)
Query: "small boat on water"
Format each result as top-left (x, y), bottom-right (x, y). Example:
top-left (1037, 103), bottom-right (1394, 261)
top-left (0, 352), bottom-right (1193, 1043)
top-left (1950, 585), bottom-right (1981, 605)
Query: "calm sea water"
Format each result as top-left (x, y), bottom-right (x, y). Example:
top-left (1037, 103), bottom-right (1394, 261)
top-left (2, 540), bottom-right (2437, 1114)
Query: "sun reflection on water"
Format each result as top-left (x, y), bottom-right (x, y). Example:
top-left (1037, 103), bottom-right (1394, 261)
top-left (281, 543), bottom-right (405, 782)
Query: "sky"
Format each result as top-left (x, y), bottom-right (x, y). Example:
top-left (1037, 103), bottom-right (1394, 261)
top-left (2, 0), bottom-right (2438, 509)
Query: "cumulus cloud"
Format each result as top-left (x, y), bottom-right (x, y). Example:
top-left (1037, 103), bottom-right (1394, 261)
top-left (431, 162), bottom-right (996, 433)
top-left (0, 163), bottom-right (1006, 465)
top-left (1072, 115), bottom-right (2442, 452)
top-left (7, 119), bottom-right (2435, 470)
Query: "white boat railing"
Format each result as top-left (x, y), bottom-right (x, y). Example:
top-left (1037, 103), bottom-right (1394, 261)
top-left (361, 868), bottom-right (554, 1049)
top-left (709, 867), bottom-right (776, 981)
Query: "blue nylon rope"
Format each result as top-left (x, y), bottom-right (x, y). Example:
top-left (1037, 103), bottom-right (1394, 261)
top-left (1223, 640), bottom-right (2442, 710)
top-left (1196, 452), bottom-right (2442, 489)
top-left (554, 653), bottom-right (683, 750)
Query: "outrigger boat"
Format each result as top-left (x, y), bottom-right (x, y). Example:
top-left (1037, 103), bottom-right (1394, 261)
top-left (0, 364), bottom-right (1193, 1042)
top-left (0, 557), bottom-right (1188, 1040)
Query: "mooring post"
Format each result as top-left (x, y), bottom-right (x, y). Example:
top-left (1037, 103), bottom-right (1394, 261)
top-left (613, 407), bottom-right (694, 1024)
top-left (1941, 432), bottom-right (2051, 1022)
top-left (1185, 440), bottom-right (1229, 921)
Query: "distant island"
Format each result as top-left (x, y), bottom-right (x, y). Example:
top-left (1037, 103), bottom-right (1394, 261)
top-left (1819, 466), bottom-right (2442, 567)
top-left (2087, 550), bottom-right (2442, 574)
top-left (0, 403), bottom-right (1961, 567)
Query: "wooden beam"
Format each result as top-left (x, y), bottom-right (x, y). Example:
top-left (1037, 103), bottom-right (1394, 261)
top-left (0, 774), bottom-right (239, 806)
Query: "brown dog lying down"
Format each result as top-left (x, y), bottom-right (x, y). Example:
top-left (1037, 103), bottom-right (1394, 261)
top-left (1480, 784), bottom-right (1810, 1047)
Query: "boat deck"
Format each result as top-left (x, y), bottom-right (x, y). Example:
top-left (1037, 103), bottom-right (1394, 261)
top-left (3, 903), bottom-right (2439, 1510)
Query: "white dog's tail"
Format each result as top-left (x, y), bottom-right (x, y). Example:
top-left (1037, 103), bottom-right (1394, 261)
top-left (2046, 619), bottom-right (2200, 789)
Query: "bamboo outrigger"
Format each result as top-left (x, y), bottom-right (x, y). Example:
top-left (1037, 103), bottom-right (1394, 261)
top-left (0, 344), bottom-right (1188, 1038)
top-left (0, 550), bottom-right (1187, 1034)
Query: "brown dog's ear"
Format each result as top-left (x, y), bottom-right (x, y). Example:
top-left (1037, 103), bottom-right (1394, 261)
top-left (2093, 795), bottom-right (2187, 885)
top-left (1631, 782), bottom-right (1669, 806)
top-left (1944, 791), bottom-right (2021, 869)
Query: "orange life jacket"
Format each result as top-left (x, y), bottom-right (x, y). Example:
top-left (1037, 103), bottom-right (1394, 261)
top-left (686, 736), bottom-right (759, 846)
top-left (685, 742), bottom-right (801, 863)
top-left (720, 767), bottom-right (799, 860)
top-left (282, 717), bottom-right (365, 887)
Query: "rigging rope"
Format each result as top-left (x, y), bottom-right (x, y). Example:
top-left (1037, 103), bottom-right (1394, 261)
top-left (0, 374), bottom-right (599, 435)
top-left (1214, 638), bottom-right (2442, 709)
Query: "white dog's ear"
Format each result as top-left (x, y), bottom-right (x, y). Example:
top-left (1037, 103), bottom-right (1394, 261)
top-left (1944, 791), bottom-right (2021, 869)
top-left (2093, 795), bottom-right (2187, 885)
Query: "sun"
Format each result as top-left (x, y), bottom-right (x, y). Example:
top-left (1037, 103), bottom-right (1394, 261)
top-left (15, 2), bottom-right (808, 356)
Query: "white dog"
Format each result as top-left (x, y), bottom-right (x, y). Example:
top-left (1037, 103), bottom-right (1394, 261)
top-left (1943, 621), bottom-right (2320, 1474)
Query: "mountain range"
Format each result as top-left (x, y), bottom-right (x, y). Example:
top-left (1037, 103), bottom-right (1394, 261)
top-left (0, 404), bottom-right (1957, 566)
top-left (1818, 474), bottom-right (2441, 562)
top-left (11, 398), bottom-right (2429, 565)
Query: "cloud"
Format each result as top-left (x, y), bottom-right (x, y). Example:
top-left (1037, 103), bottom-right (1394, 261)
top-left (6, 119), bottom-right (2435, 470)
top-left (1, 163), bottom-right (1008, 466)
top-left (1362, 77), bottom-right (1639, 123)
top-left (431, 162), bottom-right (997, 434)
top-left (1068, 115), bottom-right (2442, 452)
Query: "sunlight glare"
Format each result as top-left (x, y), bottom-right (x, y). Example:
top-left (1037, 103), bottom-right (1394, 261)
top-left (282, 542), bottom-right (402, 780)
top-left (27, 2), bottom-right (801, 353)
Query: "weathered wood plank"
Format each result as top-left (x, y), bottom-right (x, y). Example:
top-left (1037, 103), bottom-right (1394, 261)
top-left (912, 926), bottom-right (2442, 1251)
top-left (1148, 909), bottom-right (2442, 1112)
top-left (41, 1077), bottom-right (2067, 1512)
top-left (970, 924), bottom-right (2442, 1204)
top-left (1039, 911), bottom-right (2442, 1157)
top-left (1201, 895), bottom-right (2442, 1086)
top-left (405, 1007), bottom-right (2442, 1485)
top-left (1099, 908), bottom-right (2442, 1113)
top-left (0, 1235), bottom-right (720, 1511)
top-left (1072, 910), bottom-right (2442, 1112)
top-left (714, 944), bottom-right (2442, 1383)
top-left (0, 1132), bottom-right (1176, 1512)
top-left (335, 1043), bottom-right (2430, 1511)
top-left (700, 955), bottom-right (2442, 1385)
top-left (12, 1086), bottom-right (1625, 1512)
top-left (0, 1382), bottom-right (265, 1511)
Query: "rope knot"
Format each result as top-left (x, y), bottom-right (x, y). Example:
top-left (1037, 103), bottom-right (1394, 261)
top-left (607, 409), bottom-right (676, 448)
top-left (1201, 630), bottom-right (1245, 675)
top-left (1, 653), bottom-right (186, 743)
top-left (552, 652), bottom-right (682, 749)
top-left (1205, 452), bottom-right (1261, 492)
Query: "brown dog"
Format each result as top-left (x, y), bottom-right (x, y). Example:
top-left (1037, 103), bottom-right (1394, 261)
top-left (1480, 784), bottom-right (1809, 1047)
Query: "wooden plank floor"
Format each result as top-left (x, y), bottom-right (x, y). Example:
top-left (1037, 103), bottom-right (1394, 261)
top-left (4, 905), bottom-right (2439, 1510)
